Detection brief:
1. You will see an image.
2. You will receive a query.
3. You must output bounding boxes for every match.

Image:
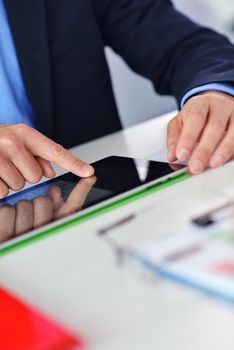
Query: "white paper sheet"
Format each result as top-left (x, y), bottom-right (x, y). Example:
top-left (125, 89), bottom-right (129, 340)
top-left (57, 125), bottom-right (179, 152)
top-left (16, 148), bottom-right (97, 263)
top-left (146, 148), bottom-right (186, 165)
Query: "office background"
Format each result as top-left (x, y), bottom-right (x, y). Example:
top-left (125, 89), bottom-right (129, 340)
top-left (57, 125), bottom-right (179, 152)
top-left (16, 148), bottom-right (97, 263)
top-left (106, 0), bottom-right (234, 127)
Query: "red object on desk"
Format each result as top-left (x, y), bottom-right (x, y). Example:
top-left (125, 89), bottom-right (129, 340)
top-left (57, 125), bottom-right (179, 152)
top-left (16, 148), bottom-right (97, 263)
top-left (0, 288), bottom-right (84, 350)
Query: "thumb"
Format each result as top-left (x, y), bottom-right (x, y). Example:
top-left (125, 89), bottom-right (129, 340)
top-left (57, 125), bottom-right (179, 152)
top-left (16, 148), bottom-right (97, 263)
top-left (167, 114), bottom-right (183, 162)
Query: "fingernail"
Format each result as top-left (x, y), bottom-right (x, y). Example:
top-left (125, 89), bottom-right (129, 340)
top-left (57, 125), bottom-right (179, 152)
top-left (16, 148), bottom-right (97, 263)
top-left (190, 160), bottom-right (203, 174)
top-left (210, 154), bottom-right (223, 168)
top-left (82, 164), bottom-right (95, 177)
top-left (177, 148), bottom-right (190, 162)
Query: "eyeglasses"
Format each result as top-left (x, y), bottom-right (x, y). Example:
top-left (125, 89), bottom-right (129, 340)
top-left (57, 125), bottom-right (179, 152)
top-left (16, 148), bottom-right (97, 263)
top-left (97, 185), bottom-right (234, 281)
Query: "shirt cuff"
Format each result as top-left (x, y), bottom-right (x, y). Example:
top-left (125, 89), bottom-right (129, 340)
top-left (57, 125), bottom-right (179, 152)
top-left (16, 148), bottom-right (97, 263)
top-left (181, 83), bottom-right (234, 108)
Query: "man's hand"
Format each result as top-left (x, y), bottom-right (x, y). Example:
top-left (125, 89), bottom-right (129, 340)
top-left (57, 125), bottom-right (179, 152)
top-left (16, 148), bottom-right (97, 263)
top-left (167, 91), bottom-right (234, 174)
top-left (0, 124), bottom-right (94, 198)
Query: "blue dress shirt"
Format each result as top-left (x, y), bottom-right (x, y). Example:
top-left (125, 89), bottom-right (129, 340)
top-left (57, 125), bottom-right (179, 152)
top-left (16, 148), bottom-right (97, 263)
top-left (181, 83), bottom-right (234, 107)
top-left (0, 0), bottom-right (234, 127)
top-left (0, 0), bottom-right (34, 126)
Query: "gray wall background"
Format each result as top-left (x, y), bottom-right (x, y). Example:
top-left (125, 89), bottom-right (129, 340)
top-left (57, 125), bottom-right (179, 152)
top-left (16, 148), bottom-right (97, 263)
top-left (105, 0), bottom-right (234, 127)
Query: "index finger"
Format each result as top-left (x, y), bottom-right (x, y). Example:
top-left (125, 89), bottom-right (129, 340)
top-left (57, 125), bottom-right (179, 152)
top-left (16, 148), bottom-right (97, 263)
top-left (176, 98), bottom-right (209, 162)
top-left (21, 126), bottom-right (94, 178)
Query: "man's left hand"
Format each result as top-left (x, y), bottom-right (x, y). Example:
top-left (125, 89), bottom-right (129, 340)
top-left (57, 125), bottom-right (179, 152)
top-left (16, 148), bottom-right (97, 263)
top-left (167, 91), bottom-right (234, 174)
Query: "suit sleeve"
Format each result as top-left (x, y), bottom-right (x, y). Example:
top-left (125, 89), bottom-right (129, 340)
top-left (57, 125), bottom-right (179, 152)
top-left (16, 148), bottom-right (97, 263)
top-left (92, 0), bottom-right (234, 106)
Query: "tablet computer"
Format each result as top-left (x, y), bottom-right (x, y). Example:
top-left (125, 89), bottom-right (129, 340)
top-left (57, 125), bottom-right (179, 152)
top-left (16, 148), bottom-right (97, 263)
top-left (0, 156), bottom-right (186, 249)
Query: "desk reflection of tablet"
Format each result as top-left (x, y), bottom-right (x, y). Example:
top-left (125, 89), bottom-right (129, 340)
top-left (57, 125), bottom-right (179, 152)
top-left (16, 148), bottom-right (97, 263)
top-left (0, 156), bottom-right (186, 248)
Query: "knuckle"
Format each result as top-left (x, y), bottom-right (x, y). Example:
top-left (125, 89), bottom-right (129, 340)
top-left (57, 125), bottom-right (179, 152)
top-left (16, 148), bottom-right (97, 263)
top-left (53, 143), bottom-right (65, 158)
top-left (216, 95), bottom-right (230, 104)
top-left (0, 131), bottom-right (19, 148)
top-left (14, 123), bottom-right (30, 134)
top-left (189, 95), bottom-right (201, 104)
top-left (197, 146), bottom-right (212, 160)
top-left (188, 94), bottom-right (208, 107)
top-left (210, 115), bottom-right (227, 132)
top-left (72, 158), bottom-right (83, 172)
top-left (189, 111), bottom-right (206, 122)
top-left (180, 135), bottom-right (196, 147)
top-left (212, 120), bottom-right (226, 133)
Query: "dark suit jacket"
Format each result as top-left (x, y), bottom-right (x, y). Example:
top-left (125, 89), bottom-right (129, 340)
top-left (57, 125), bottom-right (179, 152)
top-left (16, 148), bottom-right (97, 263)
top-left (4, 0), bottom-right (234, 148)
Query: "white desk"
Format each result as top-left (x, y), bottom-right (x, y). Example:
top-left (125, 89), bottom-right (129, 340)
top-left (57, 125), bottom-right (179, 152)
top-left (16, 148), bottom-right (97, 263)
top-left (1, 112), bottom-right (234, 350)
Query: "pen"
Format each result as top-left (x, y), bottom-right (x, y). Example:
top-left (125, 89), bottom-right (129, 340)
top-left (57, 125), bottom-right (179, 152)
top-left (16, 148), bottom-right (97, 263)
top-left (98, 200), bottom-right (163, 235)
top-left (98, 214), bottom-right (136, 235)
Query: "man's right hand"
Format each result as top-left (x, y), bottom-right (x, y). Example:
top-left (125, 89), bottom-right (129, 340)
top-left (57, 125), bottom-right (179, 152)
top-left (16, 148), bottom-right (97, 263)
top-left (0, 123), bottom-right (95, 198)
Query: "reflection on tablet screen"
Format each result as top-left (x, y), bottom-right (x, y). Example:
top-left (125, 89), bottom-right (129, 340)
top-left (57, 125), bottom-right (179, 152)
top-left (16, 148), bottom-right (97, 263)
top-left (0, 156), bottom-right (185, 245)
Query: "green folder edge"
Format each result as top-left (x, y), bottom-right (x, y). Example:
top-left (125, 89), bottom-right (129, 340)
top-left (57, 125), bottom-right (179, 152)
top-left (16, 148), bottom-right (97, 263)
top-left (0, 173), bottom-right (191, 257)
